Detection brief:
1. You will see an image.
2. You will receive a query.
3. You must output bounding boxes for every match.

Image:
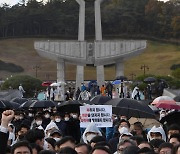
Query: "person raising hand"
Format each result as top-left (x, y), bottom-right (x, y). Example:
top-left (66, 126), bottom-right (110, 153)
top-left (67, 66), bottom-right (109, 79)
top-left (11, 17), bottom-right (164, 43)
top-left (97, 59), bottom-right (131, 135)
top-left (0, 110), bottom-right (15, 154)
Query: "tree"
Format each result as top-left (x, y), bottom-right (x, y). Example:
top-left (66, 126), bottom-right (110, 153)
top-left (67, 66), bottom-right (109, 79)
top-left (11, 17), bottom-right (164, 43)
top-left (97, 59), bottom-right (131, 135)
top-left (145, 0), bottom-right (163, 36)
top-left (1, 75), bottom-right (43, 97)
top-left (171, 16), bottom-right (180, 37)
top-left (172, 68), bottom-right (180, 79)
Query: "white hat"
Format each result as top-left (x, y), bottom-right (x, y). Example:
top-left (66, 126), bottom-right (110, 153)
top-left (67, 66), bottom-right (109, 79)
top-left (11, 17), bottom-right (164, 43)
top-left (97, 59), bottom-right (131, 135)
top-left (120, 132), bottom-right (133, 140)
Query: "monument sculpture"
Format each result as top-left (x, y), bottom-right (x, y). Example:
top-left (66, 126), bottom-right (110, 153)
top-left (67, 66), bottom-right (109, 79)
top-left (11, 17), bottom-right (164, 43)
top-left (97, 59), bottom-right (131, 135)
top-left (34, 0), bottom-right (146, 98)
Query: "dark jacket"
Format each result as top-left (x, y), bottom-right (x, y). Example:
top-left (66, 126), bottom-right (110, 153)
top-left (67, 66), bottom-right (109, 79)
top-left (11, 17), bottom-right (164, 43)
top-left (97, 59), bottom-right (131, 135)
top-left (55, 120), bottom-right (67, 136)
top-left (0, 131), bottom-right (9, 154)
top-left (65, 118), bottom-right (81, 143)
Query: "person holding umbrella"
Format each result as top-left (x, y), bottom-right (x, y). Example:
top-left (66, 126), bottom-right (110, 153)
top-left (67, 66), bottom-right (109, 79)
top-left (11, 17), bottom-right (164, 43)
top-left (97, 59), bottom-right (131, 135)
top-left (146, 84), bottom-right (152, 100)
top-left (106, 82), bottom-right (113, 99)
top-left (131, 86), bottom-right (141, 100)
top-left (50, 87), bottom-right (55, 101)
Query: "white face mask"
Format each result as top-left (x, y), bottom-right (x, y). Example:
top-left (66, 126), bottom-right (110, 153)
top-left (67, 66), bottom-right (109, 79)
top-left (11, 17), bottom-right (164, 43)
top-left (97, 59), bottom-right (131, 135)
top-left (19, 116), bottom-right (24, 120)
top-left (53, 137), bottom-right (61, 142)
top-left (64, 117), bottom-right (69, 121)
top-left (28, 113), bottom-right (33, 117)
top-left (86, 134), bottom-right (97, 143)
top-left (36, 120), bottom-right (42, 126)
top-left (45, 114), bottom-right (50, 118)
top-left (118, 127), bottom-right (129, 134)
top-left (72, 115), bottom-right (78, 119)
top-left (160, 114), bottom-right (166, 118)
top-left (15, 116), bottom-right (20, 120)
top-left (55, 118), bottom-right (61, 123)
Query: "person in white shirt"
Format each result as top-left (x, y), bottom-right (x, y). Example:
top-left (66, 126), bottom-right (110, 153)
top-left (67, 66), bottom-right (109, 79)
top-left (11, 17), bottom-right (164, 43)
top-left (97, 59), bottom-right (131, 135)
top-left (19, 84), bottom-right (25, 98)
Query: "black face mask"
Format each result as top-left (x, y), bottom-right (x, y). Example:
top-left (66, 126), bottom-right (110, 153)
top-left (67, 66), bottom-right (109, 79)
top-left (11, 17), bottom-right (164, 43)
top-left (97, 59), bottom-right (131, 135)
top-left (131, 130), bottom-right (137, 136)
top-left (19, 134), bottom-right (25, 140)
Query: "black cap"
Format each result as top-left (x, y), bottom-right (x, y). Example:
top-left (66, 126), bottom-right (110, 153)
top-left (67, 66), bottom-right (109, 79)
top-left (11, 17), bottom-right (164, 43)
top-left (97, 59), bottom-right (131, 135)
top-left (50, 129), bottom-right (63, 137)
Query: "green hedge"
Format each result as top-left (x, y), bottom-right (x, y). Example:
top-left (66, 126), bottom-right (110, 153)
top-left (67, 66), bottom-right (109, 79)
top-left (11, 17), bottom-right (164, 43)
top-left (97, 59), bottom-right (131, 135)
top-left (1, 75), bottom-right (43, 97)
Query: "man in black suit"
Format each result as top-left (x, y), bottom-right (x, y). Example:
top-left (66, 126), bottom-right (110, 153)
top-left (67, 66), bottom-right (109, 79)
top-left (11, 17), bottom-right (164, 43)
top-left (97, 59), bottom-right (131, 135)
top-left (0, 110), bottom-right (15, 154)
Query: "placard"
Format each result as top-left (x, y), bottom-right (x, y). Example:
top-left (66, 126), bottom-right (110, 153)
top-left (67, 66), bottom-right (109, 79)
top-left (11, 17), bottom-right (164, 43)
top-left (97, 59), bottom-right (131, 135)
top-left (80, 105), bottom-right (112, 128)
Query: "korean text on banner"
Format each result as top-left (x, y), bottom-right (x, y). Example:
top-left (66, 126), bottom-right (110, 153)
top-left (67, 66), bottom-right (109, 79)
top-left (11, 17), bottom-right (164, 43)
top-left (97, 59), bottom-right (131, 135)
top-left (80, 105), bottom-right (112, 128)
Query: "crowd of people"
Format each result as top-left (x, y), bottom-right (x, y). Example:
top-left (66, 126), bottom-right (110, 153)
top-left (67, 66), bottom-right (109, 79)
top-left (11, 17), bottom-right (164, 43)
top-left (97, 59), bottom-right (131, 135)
top-left (41, 80), bottom-right (167, 102)
top-left (0, 106), bottom-right (179, 154)
top-left (43, 82), bottom-right (126, 102)
top-left (2, 81), bottom-right (178, 154)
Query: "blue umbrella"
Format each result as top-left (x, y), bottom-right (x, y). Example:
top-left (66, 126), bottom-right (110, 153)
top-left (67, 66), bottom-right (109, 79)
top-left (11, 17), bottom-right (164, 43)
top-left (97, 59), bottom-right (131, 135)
top-left (37, 92), bottom-right (46, 101)
top-left (88, 80), bottom-right (97, 89)
top-left (112, 80), bottom-right (121, 85)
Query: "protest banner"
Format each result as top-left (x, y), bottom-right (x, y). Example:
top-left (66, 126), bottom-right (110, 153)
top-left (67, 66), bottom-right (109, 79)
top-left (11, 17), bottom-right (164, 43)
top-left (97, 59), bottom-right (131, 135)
top-left (80, 105), bottom-right (112, 128)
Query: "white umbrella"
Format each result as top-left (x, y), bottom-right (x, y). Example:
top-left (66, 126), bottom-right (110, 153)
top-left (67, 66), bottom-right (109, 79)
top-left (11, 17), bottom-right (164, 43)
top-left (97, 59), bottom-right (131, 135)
top-left (50, 82), bottom-right (59, 86)
top-left (50, 81), bottom-right (66, 87)
top-left (57, 81), bottom-right (66, 85)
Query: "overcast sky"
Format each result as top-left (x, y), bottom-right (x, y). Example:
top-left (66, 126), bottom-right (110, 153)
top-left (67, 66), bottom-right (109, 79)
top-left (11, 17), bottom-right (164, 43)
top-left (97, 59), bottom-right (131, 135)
top-left (1, 0), bottom-right (169, 6)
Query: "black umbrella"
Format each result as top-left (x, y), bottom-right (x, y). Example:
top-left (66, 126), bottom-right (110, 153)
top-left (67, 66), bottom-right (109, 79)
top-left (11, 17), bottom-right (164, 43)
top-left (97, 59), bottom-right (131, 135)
top-left (90, 95), bottom-right (111, 105)
top-left (0, 100), bottom-right (20, 109)
top-left (79, 100), bottom-right (91, 105)
top-left (19, 100), bottom-right (36, 109)
top-left (11, 97), bottom-right (28, 105)
top-left (105, 98), bottom-right (155, 119)
top-left (139, 100), bottom-right (153, 105)
top-left (9, 102), bottom-right (20, 109)
top-left (160, 111), bottom-right (180, 127)
top-left (115, 76), bottom-right (127, 81)
top-left (174, 96), bottom-right (180, 102)
top-left (57, 100), bottom-right (82, 113)
top-left (0, 100), bottom-right (12, 109)
top-left (148, 105), bottom-right (159, 113)
top-left (144, 77), bottom-right (156, 83)
top-left (0, 100), bottom-right (7, 109)
top-left (29, 100), bottom-right (56, 108)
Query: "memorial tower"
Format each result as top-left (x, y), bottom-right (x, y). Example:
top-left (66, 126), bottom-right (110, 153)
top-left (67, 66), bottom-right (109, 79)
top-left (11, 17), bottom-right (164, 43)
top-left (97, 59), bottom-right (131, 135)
top-left (34, 0), bottom-right (146, 98)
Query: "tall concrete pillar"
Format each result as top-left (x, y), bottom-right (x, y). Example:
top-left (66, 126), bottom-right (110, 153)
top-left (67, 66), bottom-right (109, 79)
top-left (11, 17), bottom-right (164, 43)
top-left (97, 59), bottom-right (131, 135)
top-left (115, 60), bottom-right (124, 77)
top-left (57, 59), bottom-right (65, 97)
top-left (95, 0), bottom-right (103, 41)
top-left (76, 0), bottom-right (85, 41)
top-left (76, 0), bottom-right (85, 88)
top-left (76, 65), bottom-right (84, 88)
top-left (115, 60), bottom-right (125, 98)
top-left (95, 0), bottom-right (104, 86)
top-left (97, 65), bottom-right (104, 86)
